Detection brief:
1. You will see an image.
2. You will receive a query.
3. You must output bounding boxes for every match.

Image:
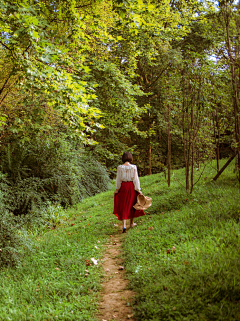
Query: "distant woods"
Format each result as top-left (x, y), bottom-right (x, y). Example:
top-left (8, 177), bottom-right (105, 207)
top-left (0, 0), bottom-right (240, 204)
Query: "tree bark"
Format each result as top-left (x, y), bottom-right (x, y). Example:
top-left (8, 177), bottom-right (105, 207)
top-left (212, 153), bottom-right (237, 181)
top-left (224, 10), bottom-right (240, 183)
top-left (167, 103), bottom-right (171, 187)
top-left (181, 70), bottom-right (190, 193)
top-left (212, 107), bottom-right (220, 173)
top-left (148, 111), bottom-right (152, 175)
top-left (148, 143), bottom-right (152, 175)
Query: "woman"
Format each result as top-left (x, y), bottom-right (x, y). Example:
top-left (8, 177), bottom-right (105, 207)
top-left (113, 152), bottom-right (145, 233)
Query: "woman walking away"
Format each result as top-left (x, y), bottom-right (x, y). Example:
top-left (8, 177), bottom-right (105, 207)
top-left (113, 152), bottom-right (145, 233)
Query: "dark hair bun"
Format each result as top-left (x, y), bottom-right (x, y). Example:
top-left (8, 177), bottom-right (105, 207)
top-left (122, 152), bottom-right (133, 163)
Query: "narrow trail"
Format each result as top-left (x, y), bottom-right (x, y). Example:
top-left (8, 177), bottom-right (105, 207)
top-left (97, 227), bottom-right (135, 321)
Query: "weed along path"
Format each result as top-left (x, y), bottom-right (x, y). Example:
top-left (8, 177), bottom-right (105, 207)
top-left (97, 227), bottom-right (135, 321)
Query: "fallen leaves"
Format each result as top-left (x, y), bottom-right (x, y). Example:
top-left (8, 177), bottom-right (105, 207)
top-left (147, 226), bottom-right (153, 230)
top-left (118, 266), bottom-right (124, 270)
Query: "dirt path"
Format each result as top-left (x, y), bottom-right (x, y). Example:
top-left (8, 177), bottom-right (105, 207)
top-left (97, 228), bottom-right (135, 321)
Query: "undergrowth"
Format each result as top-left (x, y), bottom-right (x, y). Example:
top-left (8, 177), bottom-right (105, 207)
top-left (0, 137), bottom-right (111, 215)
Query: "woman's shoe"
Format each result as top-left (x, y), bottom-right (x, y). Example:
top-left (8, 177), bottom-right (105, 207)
top-left (122, 227), bottom-right (127, 233)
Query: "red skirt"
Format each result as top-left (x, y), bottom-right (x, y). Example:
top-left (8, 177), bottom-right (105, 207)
top-left (113, 181), bottom-right (145, 220)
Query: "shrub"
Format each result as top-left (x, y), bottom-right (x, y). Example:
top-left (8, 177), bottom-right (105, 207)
top-left (0, 136), bottom-right (111, 215)
top-left (0, 172), bottom-right (31, 267)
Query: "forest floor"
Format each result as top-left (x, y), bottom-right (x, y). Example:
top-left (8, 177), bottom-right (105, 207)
top-left (0, 160), bottom-right (239, 320)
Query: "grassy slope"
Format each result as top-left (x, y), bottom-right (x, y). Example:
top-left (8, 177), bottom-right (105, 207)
top-left (0, 160), bottom-right (239, 320)
top-left (0, 191), bottom-right (116, 321)
top-left (123, 161), bottom-right (240, 321)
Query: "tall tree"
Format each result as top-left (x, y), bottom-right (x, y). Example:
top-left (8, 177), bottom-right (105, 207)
top-left (216, 0), bottom-right (240, 182)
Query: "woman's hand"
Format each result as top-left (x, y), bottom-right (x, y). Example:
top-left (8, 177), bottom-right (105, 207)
top-left (114, 189), bottom-right (119, 194)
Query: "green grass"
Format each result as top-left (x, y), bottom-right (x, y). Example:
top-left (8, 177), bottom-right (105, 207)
top-left (123, 161), bottom-right (240, 320)
top-left (0, 189), bottom-right (117, 321)
top-left (0, 160), bottom-right (239, 320)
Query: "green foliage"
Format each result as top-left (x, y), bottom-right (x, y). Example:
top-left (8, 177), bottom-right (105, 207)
top-left (89, 60), bottom-right (144, 164)
top-left (0, 0), bottom-right (104, 140)
top-left (0, 172), bottom-right (32, 268)
top-left (0, 0), bottom-right (236, 179)
top-left (0, 210), bottom-right (30, 268)
top-left (0, 136), bottom-right (111, 215)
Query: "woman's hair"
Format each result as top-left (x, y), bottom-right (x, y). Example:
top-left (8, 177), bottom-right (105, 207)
top-left (122, 152), bottom-right (133, 163)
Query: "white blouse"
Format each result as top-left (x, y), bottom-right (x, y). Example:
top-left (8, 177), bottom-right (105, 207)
top-left (116, 164), bottom-right (141, 192)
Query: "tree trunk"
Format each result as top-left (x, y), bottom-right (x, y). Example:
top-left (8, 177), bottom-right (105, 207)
top-left (148, 143), bottom-right (152, 175)
top-left (190, 142), bottom-right (194, 194)
top-left (225, 12), bottom-right (240, 183)
top-left (181, 70), bottom-right (190, 193)
top-left (213, 107), bottom-right (220, 173)
top-left (167, 104), bottom-right (171, 187)
top-left (213, 153), bottom-right (237, 181)
top-left (148, 111), bottom-right (152, 175)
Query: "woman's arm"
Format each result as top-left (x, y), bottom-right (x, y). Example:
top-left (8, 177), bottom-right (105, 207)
top-left (133, 166), bottom-right (142, 193)
top-left (115, 166), bottom-right (122, 193)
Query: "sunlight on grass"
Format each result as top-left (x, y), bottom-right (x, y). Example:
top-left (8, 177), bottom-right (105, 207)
top-left (123, 160), bottom-right (240, 320)
top-left (0, 190), bottom-right (116, 321)
top-left (0, 160), bottom-right (239, 320)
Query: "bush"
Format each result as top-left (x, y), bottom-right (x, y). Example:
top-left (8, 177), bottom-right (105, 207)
top-left (0, 136), bottom-right (111, 215)
top-left (0, 173), bottom-right (31, 267)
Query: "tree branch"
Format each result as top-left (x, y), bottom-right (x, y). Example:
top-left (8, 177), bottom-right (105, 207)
top-left (145, 64), bottom-right (171, 90)
top-left (0, 40), bottom-right (11, 52)
top-left (193, 163), bottom-right (208, 187)
top-left (0, 71), bottom-right (12, 95)
top-left (0, 41), bottom-right (16, 58)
